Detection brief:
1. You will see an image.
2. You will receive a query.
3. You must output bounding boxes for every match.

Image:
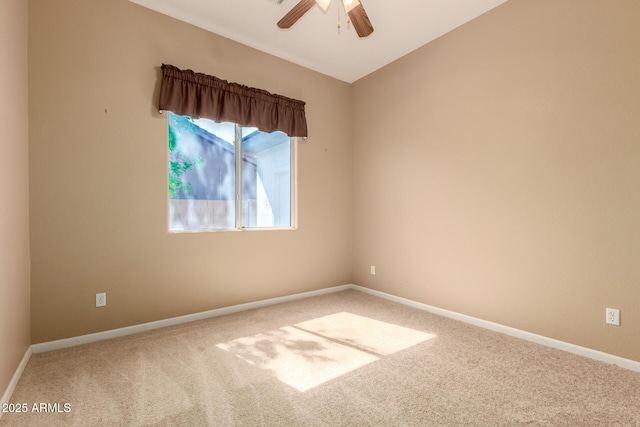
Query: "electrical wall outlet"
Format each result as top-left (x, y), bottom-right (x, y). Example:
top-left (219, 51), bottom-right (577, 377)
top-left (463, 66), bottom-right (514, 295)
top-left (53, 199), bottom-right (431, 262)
top-left (96, 292), bottom-right (106, 308)
top-left (370, 266), bottom-right (376, 275)
top-left (605, 308), bottom-right (620, 326)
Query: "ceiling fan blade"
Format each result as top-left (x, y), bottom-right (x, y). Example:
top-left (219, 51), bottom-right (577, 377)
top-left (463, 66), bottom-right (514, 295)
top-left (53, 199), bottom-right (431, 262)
top-left (347, 3), bottom-right (374, 37)
top-left (277, 0), bottom-right (317, 29)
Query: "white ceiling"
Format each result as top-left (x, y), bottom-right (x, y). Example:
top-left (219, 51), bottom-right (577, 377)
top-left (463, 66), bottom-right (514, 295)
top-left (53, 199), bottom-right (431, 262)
top-left (129, 0), bottom-right (509, 83)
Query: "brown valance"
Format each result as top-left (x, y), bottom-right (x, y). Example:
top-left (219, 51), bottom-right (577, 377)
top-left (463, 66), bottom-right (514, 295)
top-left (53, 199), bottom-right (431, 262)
top-left (159, 64), bottom-right (308, 138)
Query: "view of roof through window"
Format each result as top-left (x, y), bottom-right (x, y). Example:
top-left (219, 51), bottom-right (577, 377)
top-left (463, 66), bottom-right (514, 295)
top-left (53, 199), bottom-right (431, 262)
top-left (168, 113), bottom-right (293, 231)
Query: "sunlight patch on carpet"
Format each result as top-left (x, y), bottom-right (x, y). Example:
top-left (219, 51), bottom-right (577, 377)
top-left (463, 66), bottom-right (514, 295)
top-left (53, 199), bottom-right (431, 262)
top-left (217, 326), bottom-right (377, 391)
top-left (216, 312), bottom-right (435, 392)
top-left (296, 312), bottom-right (435, 356)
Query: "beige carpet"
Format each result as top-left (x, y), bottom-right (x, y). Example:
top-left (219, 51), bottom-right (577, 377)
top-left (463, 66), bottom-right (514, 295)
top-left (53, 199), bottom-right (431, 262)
top-left (3, 289), bottom-right (640, 426)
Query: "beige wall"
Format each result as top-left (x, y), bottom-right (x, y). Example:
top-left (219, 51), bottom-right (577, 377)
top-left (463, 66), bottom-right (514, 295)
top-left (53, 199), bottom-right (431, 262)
top-left (353, 0), bottom-right (640, 361)
top-left (29, 0), bottom-right (353, 343)
top-left (0, 0), bottom-right (31, 397)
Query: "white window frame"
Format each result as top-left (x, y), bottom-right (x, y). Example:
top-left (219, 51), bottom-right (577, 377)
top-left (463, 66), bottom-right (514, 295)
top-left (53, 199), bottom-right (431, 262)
top-left (168, 118), bottom-right (298, 233)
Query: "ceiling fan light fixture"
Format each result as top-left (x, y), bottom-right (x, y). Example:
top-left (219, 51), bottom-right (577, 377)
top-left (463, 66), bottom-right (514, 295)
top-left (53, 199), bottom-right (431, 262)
top-left (278, 0), bottom-right (373, 38)
top-left (341, 0), bottom-right (360, 13)
top-left (315, 0), bottom-right (331, 12)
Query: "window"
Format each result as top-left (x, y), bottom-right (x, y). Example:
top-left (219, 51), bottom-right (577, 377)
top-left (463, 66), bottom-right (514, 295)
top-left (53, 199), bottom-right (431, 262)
top-left (158, 64), bottom-right (306, 232)
top-left (168, 112), bottom-right (295, 231)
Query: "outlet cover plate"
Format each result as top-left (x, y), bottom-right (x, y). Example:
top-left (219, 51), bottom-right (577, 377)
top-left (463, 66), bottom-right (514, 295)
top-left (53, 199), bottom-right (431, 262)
top-left (606, 308), bottom-right (620, 326)
top-left (96, 292), bottom-right (106, 308)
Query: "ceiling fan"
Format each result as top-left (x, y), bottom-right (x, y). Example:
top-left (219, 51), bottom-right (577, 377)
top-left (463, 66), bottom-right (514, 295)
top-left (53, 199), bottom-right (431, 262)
top-left (277, 0), bottom-right (374, 38)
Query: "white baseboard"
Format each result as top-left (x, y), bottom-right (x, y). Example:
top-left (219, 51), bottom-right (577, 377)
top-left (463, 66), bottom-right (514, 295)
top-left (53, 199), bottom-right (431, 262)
top-left (31, 284), bottom-right (352, 354)
top-left (351, 284), bottom-right (640, 373)
top-left (0, 346), bottom-right (32, 421)
top-left (30, 283), bottom-right (640, 374)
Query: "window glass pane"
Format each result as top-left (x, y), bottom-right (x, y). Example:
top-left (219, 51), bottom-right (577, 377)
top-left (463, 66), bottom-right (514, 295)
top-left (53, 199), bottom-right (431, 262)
top-left (241, 129), bottom-right (291, 228)
top-left (168, 113), bottom-right (294, 232)
top-left (168, 112), bottom-right (236, 231)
